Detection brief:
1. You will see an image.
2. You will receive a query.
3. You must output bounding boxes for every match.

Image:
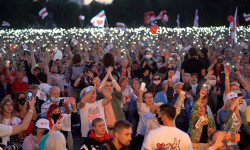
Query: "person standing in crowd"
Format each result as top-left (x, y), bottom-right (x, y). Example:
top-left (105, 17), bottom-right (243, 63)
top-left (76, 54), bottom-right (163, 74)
top-left (81, 118), bottom-right (113, 150)
top-left (68, 53), bottom-right (85, 101)
top-left (98, 67), bottom-right (125, 134)
top-left (78, 76), bottom-right (112, 139)
top-left (0, 95), bottom-right (36, 146)
top-left (41, 86), bottom-right (71, 117)
top-left (22, 118), bottom-right (50, 150)
top-left (97, 120), bottom-right (133, 150)
top-left (9, 72), bottom-right (30, 93)
top-left (0, 72), bottom-right (12, 102)
top-left (143, 104), bottom-right (193, 150)
top-left (135, 85), bottom-right (155, 150)
top-left (181, 47), bottom-right (205, 80)
top-left (190, 102), bottom-right (216, 150)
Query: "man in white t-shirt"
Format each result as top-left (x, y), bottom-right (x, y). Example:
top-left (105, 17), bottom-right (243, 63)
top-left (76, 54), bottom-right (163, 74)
top-left (143, 103), bottom-right (193, 150)
top-left (78, 77), bottom-right (112, 138)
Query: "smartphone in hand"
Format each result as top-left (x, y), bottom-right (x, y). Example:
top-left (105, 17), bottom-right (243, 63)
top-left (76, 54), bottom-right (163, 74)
top-left (27, 91), bottom-right (33, 101)
top-left (140, 82), bottom-right (146, 91)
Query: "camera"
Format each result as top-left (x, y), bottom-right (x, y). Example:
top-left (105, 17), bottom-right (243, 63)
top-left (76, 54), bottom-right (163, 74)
top-left (59, 98), bottom-right (65, 107)
top-left (182, 82), bottom-right (192, 91)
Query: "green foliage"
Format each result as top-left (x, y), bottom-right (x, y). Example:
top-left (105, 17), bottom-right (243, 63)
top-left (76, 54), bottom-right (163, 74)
top-left (0, 0), bottom-right (249, 28)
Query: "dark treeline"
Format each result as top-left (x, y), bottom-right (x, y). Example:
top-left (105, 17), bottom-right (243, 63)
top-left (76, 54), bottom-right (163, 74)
top-left (0, 0), bottom-right (249, 28)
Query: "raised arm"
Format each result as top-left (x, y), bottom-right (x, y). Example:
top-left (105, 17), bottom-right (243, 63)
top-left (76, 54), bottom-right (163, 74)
top-left (78, 86), bottom-right (96, 109)
top-left (109, 68), bottom-right (121, 92)
top-left (224, 65), bottom-right (230, 96)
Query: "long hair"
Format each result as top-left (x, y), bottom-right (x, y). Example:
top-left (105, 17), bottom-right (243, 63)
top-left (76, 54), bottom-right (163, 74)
top-left (46, 104), bottom-right (61, 120)
top-left (14, 92), bottom-right (26, 112)
top-left (0, 97), bottom-right (15, 122)
top-left (45, 131), bottom-right (67, 150)
top-left (102, 53), bottom-right (115, 67)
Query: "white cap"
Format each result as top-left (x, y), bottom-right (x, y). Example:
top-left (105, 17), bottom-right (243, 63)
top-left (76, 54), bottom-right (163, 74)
top-left (80, 86), bottom-right (95, 98)
top-left (226, 92), bottom-right (237, 100)
top-left (35, 118), bottom-right (50, 130)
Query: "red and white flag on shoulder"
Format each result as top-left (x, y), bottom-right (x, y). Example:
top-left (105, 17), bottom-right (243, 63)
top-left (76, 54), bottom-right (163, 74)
top-left (243, 13), bottom-right (250, 22)
top-left (2, 21), bottom-right (10, 27)
top-left (156, 10), bottom-right (169, 24)
top-left (39, 7), bottom-right (48, 19)
top-left (116, 22), bottom-right (126, 29)
top-left (90, 10), bottom-right (106, 27)
top-left (193, 9), bottom-right (199, 27)
top-left (78, 15), bottom-right (85, 20)
top-left (176, 14), bottom-right (180, 28)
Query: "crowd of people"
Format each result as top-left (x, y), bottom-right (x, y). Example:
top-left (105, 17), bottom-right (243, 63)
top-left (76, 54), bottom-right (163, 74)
top-left (0, 26), bottom-right (249, 150)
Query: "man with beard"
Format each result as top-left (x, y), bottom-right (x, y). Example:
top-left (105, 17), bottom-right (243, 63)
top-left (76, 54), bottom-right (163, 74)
top-left (97, 120), bottom-right (132, 150)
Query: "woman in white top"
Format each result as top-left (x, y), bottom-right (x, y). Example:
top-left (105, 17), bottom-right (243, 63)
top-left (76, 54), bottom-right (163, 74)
top-left (0, 97), bottom-right (23, 145)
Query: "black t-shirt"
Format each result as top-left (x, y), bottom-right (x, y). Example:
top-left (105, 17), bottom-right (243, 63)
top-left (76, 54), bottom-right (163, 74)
top-left (199, 57), bottom-right (210, 72)
top-left (181, 58), bottom-right (205, 79)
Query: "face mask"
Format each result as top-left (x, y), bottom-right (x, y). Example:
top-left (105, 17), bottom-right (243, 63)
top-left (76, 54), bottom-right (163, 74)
top-left (153, 80), bottom-right (161, 85)
top-left (232, 90), bottom-right (240, 94)
top-left (52, 113), bottom-right (60, 123)
top-left (51, 96), bottom-right (59, 103)
top-left (191, 79), bottom-right (198, 85)
top-left (208, 80), bottom-right (216, 86)
top-left (145, 54), bottom-right (152, 60)
top-left (18, 98), bottom-right (26, 105)
top-left (155, 113), bottom-right (164, 125)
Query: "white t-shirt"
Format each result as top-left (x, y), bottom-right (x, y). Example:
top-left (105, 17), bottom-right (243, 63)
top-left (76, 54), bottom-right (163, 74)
top-left (79, 99), bottom-right (106, 137)
top-left (143, 126), bottom-right (192, 150)
top-left (0, 124), bottom-right (13, 145)
top-left (172, 71), bottom-right (180, 84)
top-left (2, 117), bottom-right (21, 126)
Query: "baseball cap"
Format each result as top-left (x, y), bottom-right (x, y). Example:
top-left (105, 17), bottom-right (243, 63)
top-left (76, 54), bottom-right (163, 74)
top-left (80, 86), bottom-right (95, 98)
top-left (35, 118), bottom-right (50, 130)
top-left (226, 92), bottom-right (237, 100)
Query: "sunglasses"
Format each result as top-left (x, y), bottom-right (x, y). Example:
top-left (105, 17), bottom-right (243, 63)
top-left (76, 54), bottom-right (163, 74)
top-left (153, 78), bottom-right (160, 80)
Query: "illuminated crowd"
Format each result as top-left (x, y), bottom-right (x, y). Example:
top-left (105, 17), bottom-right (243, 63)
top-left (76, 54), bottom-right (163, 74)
top-left (0, 26), bottom-right (249, 150)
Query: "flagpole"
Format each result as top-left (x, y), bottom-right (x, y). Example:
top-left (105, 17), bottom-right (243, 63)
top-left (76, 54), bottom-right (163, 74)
top-left (105, 18), bottom-right (109, 28)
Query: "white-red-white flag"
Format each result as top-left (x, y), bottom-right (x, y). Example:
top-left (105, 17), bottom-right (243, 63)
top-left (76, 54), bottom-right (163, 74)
top-left (193, 9), bottom-right (199, 27)
top-left (116, 22), bottom-right (126, 29)
top-left (90, 10), bottom-right (106, 27)
top-left (176, 14), bottom-right (180, 28)
top-left (156, 10), bottom-right (168, 24)
top-left (144, 11), bottom-right (156, 25)
top-left (230, 7), bottom-right (238, 44)
top-left (39, 7), bottom-right (48, 19)
top-left (2, 21), bottom-right (10, 27)
top-left (78, 15), bottom-right (85, 20)
top-left (243, 13), bottom-right (250, 22)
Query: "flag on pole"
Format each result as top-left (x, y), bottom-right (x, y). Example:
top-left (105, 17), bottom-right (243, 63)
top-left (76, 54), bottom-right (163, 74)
top-left (2, 21), bottom-right (10, 27)
top-left (90, 10), bottom-right (106, 27)
top-left (176, 14), bottom-right (180, 28)
top-left (193, 9), bottom-right (199, 27)
top-left (144, 11), bottom-right (156, 25)
top-left (156, 10), bottom-right (169, 24)
top-left (116, 22), bottom-right (126, 29)
top-left (39, 7), bottom-right (48, 19)
top-left (243, 13), bottom-right (250, 22)
top-left (78, 15), bottom-right (85, 20)
top-left (230, 7), bottom-right (238, 44)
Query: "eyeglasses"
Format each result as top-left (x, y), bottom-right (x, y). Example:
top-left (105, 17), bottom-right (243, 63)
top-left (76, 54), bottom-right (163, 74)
top-left (144, 96), bottom-right (153, 99)
top-left (153, 78), bottom-right (160, 80)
